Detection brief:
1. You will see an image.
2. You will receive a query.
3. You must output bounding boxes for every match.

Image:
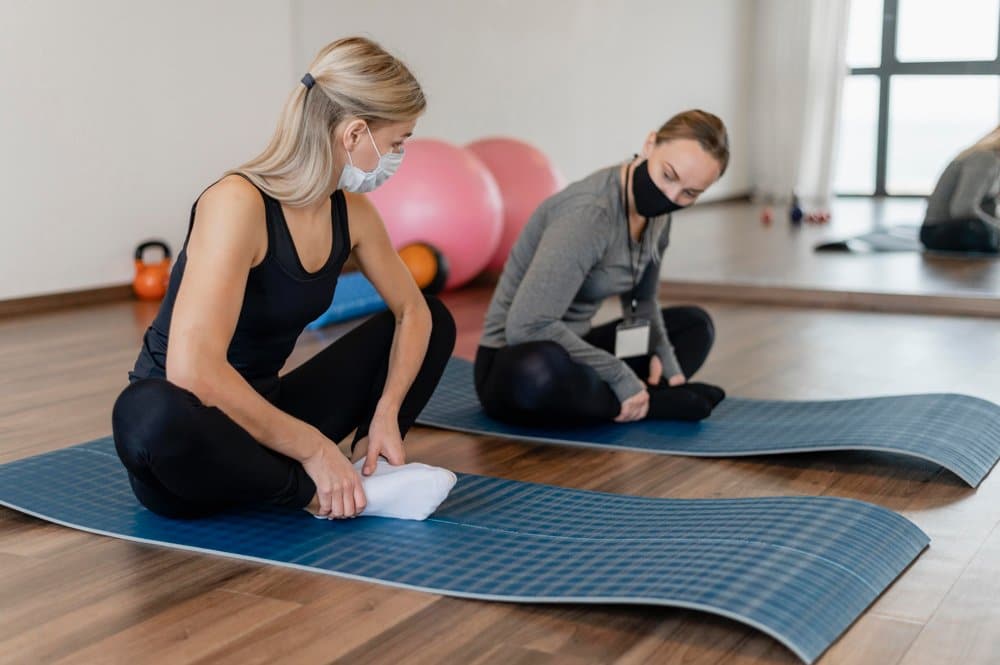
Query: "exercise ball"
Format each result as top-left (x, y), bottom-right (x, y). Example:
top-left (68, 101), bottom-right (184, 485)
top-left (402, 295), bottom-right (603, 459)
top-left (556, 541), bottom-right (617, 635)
top-left (466, 137), bottom-right (565, 273)
top-left (368, 139), bottom-right (502, 290)
top-left (399, 242), bottom-right (449, 295)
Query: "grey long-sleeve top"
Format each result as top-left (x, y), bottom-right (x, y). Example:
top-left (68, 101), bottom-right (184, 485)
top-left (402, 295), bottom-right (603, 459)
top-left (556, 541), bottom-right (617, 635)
top-left (479, 165), bottom-right (678, 401)
top-left (924, 149), bottom-right (1000, 229)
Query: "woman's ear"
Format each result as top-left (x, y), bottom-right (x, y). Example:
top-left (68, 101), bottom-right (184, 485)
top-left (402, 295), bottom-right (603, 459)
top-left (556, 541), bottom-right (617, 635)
top-left (641, 131), bottom-right (658, 158)
top-left (341, 118), bottom-right (367, 152)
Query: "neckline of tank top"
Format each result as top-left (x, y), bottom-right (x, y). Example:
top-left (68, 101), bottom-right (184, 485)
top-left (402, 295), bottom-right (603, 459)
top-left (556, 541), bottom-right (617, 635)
top-left (220, 174), bottom-right (346, 280)
top-left (266, 190), bottom-right (348, 281)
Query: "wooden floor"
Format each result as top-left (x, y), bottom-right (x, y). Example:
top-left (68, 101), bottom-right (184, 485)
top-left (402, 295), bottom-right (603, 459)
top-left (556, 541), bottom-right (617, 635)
top-left (662, 198), bottom-right (1000, 317)
top-left (2, 284), bottom-right (1000, 664)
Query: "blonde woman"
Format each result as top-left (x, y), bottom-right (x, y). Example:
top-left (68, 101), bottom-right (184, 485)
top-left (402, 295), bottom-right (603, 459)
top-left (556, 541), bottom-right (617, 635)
top-left (922, 126), bottom-right (1000, 253)
top-left (113, 38), bottom-right (456, 520)
top-left (477, 110), bottom-right (728, 425)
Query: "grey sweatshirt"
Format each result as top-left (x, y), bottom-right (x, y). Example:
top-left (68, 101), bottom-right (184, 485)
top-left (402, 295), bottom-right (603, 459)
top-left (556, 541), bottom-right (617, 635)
top-left (480, 165), bottom-right (678, 402)
top-left (925, 150), bottom-right (1000, 229)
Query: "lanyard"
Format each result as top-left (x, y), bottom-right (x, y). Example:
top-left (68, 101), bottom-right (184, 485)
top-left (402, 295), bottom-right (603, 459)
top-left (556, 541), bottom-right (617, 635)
top-left (622, 161), bottom-right (647, 317)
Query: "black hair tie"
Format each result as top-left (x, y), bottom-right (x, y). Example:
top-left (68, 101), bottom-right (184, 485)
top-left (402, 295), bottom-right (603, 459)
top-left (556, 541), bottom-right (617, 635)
top-left (301, 73), bottom-right (316, 90)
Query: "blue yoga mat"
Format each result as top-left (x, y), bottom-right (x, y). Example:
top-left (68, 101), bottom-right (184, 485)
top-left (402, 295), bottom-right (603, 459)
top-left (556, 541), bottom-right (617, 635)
top-left (0, 438), bottom-right (927, 664)
top-left (307, 271), bottom-right (386, 330)
top-left (417, 359), bottom-right (1000, 487)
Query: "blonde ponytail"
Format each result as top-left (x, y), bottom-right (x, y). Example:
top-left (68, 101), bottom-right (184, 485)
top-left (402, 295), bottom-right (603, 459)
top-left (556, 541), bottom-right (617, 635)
top-left (229, 37), bottom-right (425, 206)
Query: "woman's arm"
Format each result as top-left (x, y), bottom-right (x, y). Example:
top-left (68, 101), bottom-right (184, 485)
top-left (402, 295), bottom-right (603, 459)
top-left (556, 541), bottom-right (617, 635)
top-left (505, 208), bottom-right (646, 403)
top-left (344, 192), bottom-right (432, 474)
top-left (166, 176), bottom-right (365, 518)
top-left (950, 153), bottom-right (998, 224)
top-left (628, 228), bottom-right (682, 385)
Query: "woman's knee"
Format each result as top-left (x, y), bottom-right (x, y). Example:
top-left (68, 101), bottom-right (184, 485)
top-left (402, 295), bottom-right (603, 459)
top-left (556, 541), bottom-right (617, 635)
top-left (665, 305), bottom-right (715, 345)
top-left (505, 342), bottom-right (575, 409)
top-left (919, 222), bottom-right (937, 248)
top-left (425, 295), bottom-right (456, 352)
top-left (921, 221), bottom-right (962, 251)
top-left (696, 307), bottom-right (715, 346)
top-left (112, 379), bottom-right (198, 466)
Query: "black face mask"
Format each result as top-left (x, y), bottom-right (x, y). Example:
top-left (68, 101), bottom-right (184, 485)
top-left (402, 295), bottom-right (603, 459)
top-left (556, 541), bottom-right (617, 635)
top-left (632, 159), bottom-right (686, 217)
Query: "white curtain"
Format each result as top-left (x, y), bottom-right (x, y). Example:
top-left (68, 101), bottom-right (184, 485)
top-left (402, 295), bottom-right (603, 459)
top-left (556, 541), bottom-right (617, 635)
top-left (751, 0), bottom-right (851, 207)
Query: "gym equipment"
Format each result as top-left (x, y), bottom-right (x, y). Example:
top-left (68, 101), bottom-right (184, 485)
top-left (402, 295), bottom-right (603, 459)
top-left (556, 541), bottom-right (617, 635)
top-left (814, 225), bottom-right (997, 255)
top-left (789, 194), bottom-right (804, 226)
top-left (398, 242), bottom-right (448, 295)
top-left (466, 137), bottom-right (565, 273)
top-left (815, 226), bottom-right (924, 253)
top-left (369, 139), bottom-right (503, 290)
top-left (307, 243), bottom-right (450, 329)
top-left (760, 206), bottom-right (774, 226)
top-left (0, 437), bottom-right (928, 664)
top-left (418, 359), bottom-right (1000, 487)
top-left (132, 240), bottom-right (171, 301)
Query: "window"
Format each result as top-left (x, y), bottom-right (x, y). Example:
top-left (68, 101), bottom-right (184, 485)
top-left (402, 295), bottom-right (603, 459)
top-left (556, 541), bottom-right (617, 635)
top-left (834, 76), bottom-right (879, 193)
top-left (834, 0), bottom-right (1000, 196)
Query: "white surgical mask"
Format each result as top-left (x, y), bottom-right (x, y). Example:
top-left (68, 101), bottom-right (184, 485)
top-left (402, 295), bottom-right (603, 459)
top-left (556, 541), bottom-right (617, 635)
top-left (337, 125), bottom-right (403, 193)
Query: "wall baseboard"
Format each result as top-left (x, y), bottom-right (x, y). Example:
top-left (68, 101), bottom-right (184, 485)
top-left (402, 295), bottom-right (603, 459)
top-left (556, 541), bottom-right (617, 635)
top-left (660, 280), bottom-right (1000, 318)
top-left (0, 284), bottom-right (134, 319)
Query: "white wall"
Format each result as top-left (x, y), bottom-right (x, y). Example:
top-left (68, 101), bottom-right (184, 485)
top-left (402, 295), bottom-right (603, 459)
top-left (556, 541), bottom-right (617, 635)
top-left (0, 0), bottom-right (293, 300)
top-left (2, 0), bottom-right (753, 301)
top-left (295, 0), bottom-right (752, 190)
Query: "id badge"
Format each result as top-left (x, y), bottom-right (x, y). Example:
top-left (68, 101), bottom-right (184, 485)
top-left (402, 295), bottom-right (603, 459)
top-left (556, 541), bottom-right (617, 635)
top-left (614, 318), bottom-right (650, 358)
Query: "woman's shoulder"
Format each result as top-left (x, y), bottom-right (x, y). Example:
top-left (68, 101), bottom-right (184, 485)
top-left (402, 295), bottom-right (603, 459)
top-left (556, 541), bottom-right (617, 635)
top-left (342, 190), bottom-right (376, 216)
top-left (189, 175), bottom-right (268, 256)
top-left (341, 190), bottom-right (379, 229)
top-left (559, 165), bottom-right (618, 198)
top-left (955, 149), bottom-right (1000, 171)
top-left (546, 166), bottom-right (618, 218)
top-left (200, 174), bottom-right (266, 212)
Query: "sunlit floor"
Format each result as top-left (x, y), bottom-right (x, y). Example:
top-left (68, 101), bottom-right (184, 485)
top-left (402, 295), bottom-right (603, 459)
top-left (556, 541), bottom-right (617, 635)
top-left (662, 197), bottom-right (1000, 314)
top-left (1, 282), bottom-right (999, 663)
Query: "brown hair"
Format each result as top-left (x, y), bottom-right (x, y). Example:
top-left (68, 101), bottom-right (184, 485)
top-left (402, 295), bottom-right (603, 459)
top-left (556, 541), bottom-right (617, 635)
top-left (229, 37), bottom-right (426, 206)
top-left (654, 109), bottom-right (729, 177)
top-left (959, 124), bottom-right (1000, 159)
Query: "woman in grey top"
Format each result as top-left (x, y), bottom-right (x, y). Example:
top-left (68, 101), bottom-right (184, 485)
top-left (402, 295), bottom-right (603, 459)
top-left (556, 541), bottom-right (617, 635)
top-left (476, 110), bottom-right (729, 425)
top-left (921, 126), bottom-right (1000, 253)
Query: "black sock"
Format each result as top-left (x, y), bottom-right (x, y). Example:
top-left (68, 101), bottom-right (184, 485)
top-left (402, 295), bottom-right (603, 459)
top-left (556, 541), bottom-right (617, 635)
top-left (683, 382), bottom-right (726, 408)
top-left (647, 386), bottom-right (713, 421)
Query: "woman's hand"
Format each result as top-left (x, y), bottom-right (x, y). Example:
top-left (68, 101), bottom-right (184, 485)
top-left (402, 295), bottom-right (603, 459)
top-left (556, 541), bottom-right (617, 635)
top-left (615, 389), bottom-right (650, 422)
top-left (362, 406), bottom-right (406, 476)
top-left (345, 192), bottom-right (428, 476)
top-left (649, 355), bottom-right (685, 387)
top-left (647, 355), bottom-right (663, 385)
top-left (301, 432), bottom-right (367, 518)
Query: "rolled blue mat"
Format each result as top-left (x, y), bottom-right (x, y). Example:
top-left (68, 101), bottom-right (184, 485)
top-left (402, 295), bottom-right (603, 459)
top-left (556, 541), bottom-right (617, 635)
top-left (307, 271), bottom-right (386, 330)
top-left (0, 438), bottom-right (928, 664)
top-left (418, 358), bottom-right (1000, 487)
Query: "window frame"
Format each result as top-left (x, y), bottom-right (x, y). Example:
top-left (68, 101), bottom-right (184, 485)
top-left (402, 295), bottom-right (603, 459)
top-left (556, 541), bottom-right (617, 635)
top-left (840, 0), bottom-right (1000, 197)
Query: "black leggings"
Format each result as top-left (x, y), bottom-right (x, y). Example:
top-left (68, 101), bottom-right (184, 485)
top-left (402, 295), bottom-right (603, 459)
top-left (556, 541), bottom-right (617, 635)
top-left (112, 296), bottom-right (456, 518)
top-left (474, 306), bottom-right (721, 425)
top-left (920, 219), bottom-right (1000, 253)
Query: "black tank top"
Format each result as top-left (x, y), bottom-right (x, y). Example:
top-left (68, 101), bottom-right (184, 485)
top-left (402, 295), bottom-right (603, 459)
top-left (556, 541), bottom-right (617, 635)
top-left (129, 178), bottom-right (351, 396)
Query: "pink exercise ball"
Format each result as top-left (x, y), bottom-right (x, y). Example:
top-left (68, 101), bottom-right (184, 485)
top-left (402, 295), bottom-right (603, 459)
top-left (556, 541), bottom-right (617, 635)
top-left (466, 137), bottom-right (566, 273)
top-left (368, 138), bottom-right (502, 290)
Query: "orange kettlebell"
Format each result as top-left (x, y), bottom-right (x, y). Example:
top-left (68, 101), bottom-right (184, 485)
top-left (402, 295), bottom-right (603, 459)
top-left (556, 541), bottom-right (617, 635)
top-left (133, 240), bottom-right (172, 301)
